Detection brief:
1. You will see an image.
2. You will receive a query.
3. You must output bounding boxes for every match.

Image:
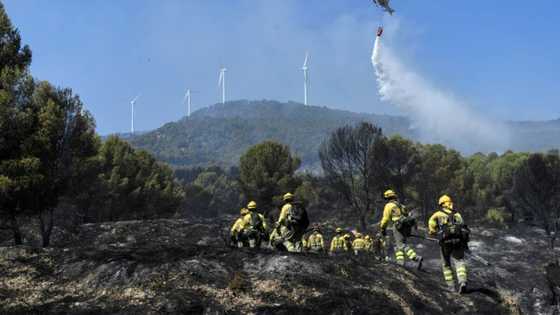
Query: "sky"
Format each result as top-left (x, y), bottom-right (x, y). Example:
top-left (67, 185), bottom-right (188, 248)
top-left (3, 0), bottom-right (560, 135)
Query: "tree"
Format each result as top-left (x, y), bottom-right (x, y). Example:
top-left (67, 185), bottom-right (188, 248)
top-left (510, 152), bottom-right (560, 243)
top-left (239, 141), bottom-right (301, 214)
top-left (414, 144), bottom-right (464, 223)
top-left (90, 136), bottom-right (185, 221)
top-left (373, 135), bottom-right (421, 201)
top-left (192, 170), bottom-right (241, 216)
top-left (319, 123), bottom-right (385, 229)
top-left (22, 82), bottom-right (98, 247)
top-left (489, 151), bottom-right (528, 223)
top-left (0, 2), bottom-right (34, 245)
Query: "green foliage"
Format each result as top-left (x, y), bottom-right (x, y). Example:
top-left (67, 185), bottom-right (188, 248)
top-left (0, 3), bottom-right (186, 245)
top-left (129, 100), bottom-right (413, 169)
top-left (239, 140), bottom-right (301, 213)
top-left (176, 166), bottom-right (242, 218)
top-left (509, 151), bottom-right (560, 233)
top-left (89, 136), bottom-right (185, 221)
top-left (320, 122), bottom-right (385, 228)
top-left (485, 208), bottom-right (510, 227)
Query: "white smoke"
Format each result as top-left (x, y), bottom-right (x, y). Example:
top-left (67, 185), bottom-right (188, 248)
top-left (371, 33), bottom-right (511, 153)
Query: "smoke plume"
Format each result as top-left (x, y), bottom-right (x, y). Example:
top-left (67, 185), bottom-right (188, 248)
top-left (371, 34), bottom-right (511, 153)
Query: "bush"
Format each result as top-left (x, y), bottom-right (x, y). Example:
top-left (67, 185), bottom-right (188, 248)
top-left (485, 208), bottom-right (511, 227)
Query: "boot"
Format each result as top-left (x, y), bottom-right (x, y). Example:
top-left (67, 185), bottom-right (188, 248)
top-left (416, 256), bottom-right (424, 270)
top-left (446, 281), bottom-right (456, 292)
top-left (458, 282), bottom-right (467, 294)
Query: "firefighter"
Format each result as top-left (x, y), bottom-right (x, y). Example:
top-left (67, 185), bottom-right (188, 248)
top-left (429, 195), bottom-right (470, 294)
top-left (379, 190), bottom-right (423, 269)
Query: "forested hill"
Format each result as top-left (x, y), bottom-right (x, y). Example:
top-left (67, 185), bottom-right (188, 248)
top-left (127, 100), bottom-right (560, 169)
top-left (507, 119), bottom-right (560, 152)
top-left (128, 100), bottom-right (414, 168)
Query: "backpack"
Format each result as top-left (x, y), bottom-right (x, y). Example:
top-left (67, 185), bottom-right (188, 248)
top-left (393, 204), bottom-right (416, 236)
top-left (250, 212), bottom-right (263, 228)
top-left (246, 212), bottom-right (264, 237)
top-left (439, 212), bottom-right (470, 245)
top-left (287, 202), bottom-right (309, 231)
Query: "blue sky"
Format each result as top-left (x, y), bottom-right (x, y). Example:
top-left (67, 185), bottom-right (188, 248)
top-left (3, 0), bottom-right (559, 134)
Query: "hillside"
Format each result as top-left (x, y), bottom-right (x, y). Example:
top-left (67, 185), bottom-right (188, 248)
top-left (3, 217), bottom-right (552, 314)
top-left (508, 119), bottom-right (560, 152)
top-left (128, 100), bottom-right (414, 169)
top-left (127, 100), bottom-right (560, 169)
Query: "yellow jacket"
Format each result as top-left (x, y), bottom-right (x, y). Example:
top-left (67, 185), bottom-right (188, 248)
top-left (428, 208), bottom-right (464, 235)
top-left (241, 211), bottom-right (268, 231)
top-left (352, 237), bottom-right (367, 250)
top-left (277, 203), bottom-right (292, 226)
top-left (330, 235), bottom-right (348, 252)
top-left (364, 237), bottom-right (373, 251)
top-left (231, 217), bottom-right (245, 235)
top-left (307, 232), bottom-right (324, 250)
top-left (379, 201), bottom-right (406, 230)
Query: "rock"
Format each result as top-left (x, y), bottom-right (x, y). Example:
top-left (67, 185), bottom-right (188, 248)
top-left (503, 236), bottom-right (524, 245)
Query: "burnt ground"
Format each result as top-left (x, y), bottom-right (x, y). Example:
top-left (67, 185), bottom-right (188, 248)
top-left (0, 218), bottom-right (556, 314)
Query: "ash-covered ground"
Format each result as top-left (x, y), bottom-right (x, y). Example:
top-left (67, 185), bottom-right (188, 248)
top-left (0, 218), bottom-right (558, 314)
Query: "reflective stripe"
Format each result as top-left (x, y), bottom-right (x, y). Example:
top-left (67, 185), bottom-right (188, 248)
top-left (406, 249), bottom-right (417, 259)
top-left (443, 268), bottom-right (453, 281)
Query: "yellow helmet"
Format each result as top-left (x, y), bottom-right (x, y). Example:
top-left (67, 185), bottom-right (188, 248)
top-left (283, 192), bottom-right (294, 201)
top-left (384, 189), bottom-right (397, 199)
top-left (247, 201), bottom-right (257, 209)
top-left (240, 208), bottom-right (249, 215)
top-left (438, 195), bottom-right (452, 206)
top-left (336, 227), bottom-right (343, 233)
top-left (364, 235), bottom-right (371, 240)
top-left (355, 232), bottom-right (363, 238)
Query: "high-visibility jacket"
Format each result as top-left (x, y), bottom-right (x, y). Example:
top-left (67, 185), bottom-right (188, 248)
top-left (277, 203), bottom-right (292, 226)
top-left (352, 237), bottom-right (368, 251)
top-left (428, 208), bottom-right (464, 235)
top-left (231, 217), bottom-right (245, 235)
top-left (330, 235), bottom-right (348, 252)
top-left (363, 237), bottom-right (373, 251)
top-left (379, 201), bottom-right (407, 230)
top-left (307, 232), bottom-right (324, 250)
top-left (241, 211), bottom-right (268, 231)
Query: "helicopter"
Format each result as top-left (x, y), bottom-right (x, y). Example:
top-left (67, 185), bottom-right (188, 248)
top-left (372, 0), bottom-right (395, 15)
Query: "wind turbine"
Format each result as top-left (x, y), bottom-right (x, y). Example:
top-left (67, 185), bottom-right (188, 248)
top-left (302, 52), bottom-right (310, 106)
top-left (130, 94), bottom-right (140, 134)
top-left (183, 88), bottom-right (198, 118)
top-left (218, 66), bottom-right (227, 104)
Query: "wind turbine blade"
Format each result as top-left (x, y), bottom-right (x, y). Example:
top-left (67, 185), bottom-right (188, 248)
top-left (218, 71), bottom-right (224, 86)
top-left (303, 52), bottom-right (309, 67)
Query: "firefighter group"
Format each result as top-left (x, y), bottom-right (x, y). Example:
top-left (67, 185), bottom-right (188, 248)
top-left (230, 190), bottom-right (471, 294)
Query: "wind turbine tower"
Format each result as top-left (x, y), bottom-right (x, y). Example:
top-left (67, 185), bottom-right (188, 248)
top-left (130, 94), bottom-right (140, 134)
top-left (302, 52), bottom-right (310, 106)
top-left (218, 67), bottom-right (227, 104)
top-left (184, 88), bottom-right (194, 117)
